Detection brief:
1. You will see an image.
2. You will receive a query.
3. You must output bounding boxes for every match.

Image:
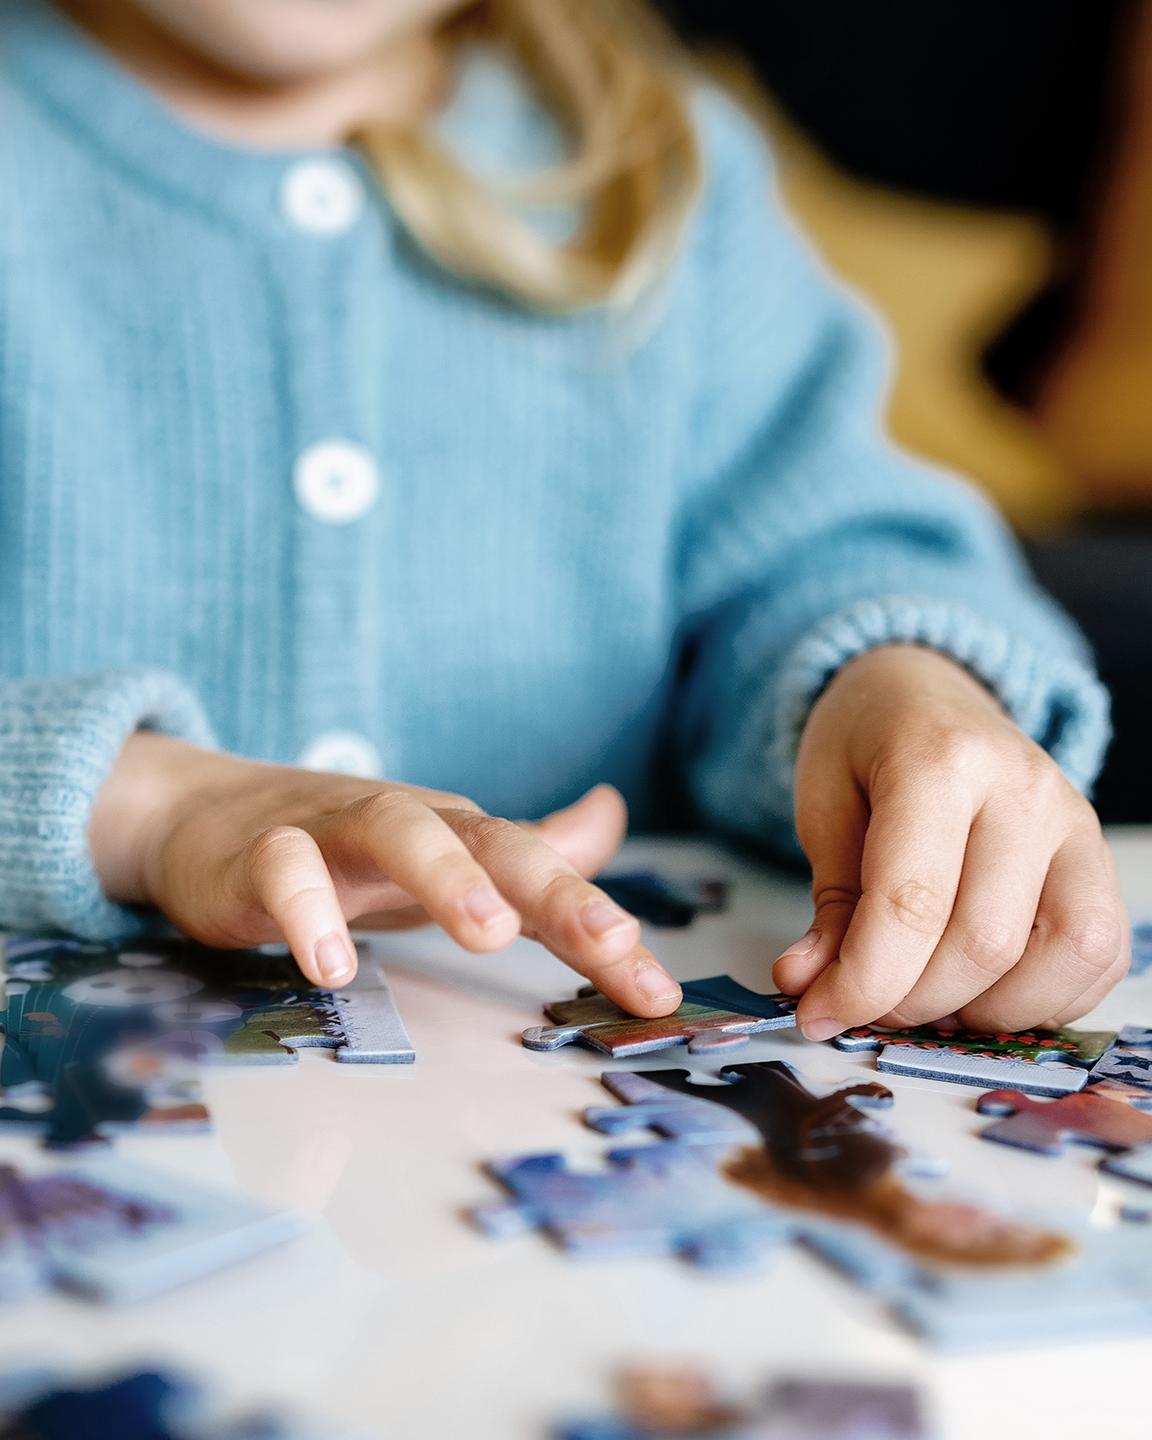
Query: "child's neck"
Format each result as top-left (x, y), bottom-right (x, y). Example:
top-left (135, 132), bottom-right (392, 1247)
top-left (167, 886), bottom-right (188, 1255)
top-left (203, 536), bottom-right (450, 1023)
top-left (54, 1), bottom-right (447, 148)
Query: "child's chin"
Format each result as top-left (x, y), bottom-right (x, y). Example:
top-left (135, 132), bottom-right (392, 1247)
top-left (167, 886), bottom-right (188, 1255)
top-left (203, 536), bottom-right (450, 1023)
top-left (141, 0), bottom-right (428, 86)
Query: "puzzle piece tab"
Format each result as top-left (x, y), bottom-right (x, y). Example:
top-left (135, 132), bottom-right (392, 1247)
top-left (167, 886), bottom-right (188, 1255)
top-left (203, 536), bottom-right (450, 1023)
top-left (976, 1088), bottom-right (1152, 1157)
top-left (522, 976), bottom-right (796, 1058)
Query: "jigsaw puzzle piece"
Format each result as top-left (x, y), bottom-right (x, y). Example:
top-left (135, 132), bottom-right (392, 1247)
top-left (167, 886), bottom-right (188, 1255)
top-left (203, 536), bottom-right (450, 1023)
top-left (473, 1144), bottom-right (790, 1272)
top-left (976, 1088), bottom-right (1152, 1157)
top-left (876, 1045), bottom-right (1088, 1097)
top-left (1088, 1024), bottom-right (1152, 1091)
top-left (894, 1225), bottom-right (1152, 1349)
top-left (584, 1069), bottom-right (759, 1146)
top-left (833, 1021), bottom-right (1115, 1066)
top-left (523, 978), bottom-right (796, 1058)
top-left (0, 1366), bottom-right (369, 1439)
top-left (0, 1158), bottom-right (301, 1304)
top-left (559, 1367), bottom-right (928, 1440)
top-left (0, 1035), bottom-right (211, 1151)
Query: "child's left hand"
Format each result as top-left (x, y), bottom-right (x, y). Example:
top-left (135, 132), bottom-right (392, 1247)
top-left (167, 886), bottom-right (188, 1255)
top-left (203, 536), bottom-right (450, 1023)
top-left (774, 645), bottom-right (1128, 1040)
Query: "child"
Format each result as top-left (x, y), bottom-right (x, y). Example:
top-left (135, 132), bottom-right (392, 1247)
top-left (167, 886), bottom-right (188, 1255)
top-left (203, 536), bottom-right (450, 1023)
top-left (0, 0), bottom-right (1126, 1043)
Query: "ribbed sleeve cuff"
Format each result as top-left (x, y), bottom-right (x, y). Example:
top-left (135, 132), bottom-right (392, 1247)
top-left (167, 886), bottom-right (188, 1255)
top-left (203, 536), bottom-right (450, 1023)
top-left (0, 668), bottom-right (215, 939)
top-left (773, 595), bottom-right (1111, 794)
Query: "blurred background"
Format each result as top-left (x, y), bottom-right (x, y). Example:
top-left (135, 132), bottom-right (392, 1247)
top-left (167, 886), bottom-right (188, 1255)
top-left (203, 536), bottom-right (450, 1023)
top-left (658, 0), bottom-right (1151, 824)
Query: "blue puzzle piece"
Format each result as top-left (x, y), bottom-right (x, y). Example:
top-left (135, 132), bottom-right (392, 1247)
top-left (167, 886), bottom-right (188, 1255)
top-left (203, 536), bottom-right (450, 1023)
top-left (1089, 1025), bottom-right (1152, 1092)
top-left (473, 1144), bottom-right (790, 1271)
top-left (0, 1157), bottom-right (301, 1304)
top-left (583, 1070), bottom-right (759, 1146)
top-left (0, 1366), bottom-right (364, 1439)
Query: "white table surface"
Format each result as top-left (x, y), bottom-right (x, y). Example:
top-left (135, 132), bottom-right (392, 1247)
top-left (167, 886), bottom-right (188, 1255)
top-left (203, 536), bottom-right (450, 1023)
top-left (3, 832), bottom-right (1152, 1438)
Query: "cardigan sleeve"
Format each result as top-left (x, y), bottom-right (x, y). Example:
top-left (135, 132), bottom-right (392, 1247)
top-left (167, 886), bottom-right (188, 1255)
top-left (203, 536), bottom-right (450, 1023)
top-left (0, 667), bottom-right (214, 937)
top-left (674, 96), bottom-right (1109, 852)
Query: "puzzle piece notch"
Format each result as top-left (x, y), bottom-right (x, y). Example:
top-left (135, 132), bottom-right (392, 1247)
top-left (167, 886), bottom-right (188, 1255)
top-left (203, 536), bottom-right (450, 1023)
top-left (522, 976), bottom-right (797, 1059)
top-left (976, 1089), bottom-right (1152, 1158)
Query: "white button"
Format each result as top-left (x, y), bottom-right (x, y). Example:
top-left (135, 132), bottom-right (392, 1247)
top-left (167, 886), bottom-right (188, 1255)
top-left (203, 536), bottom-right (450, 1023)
top-left (281, 159), bottom-right (364, 235)
top-left (294, 440), bottom-right (379, 523)
top-left (298, 731), bottom-right (383, 777)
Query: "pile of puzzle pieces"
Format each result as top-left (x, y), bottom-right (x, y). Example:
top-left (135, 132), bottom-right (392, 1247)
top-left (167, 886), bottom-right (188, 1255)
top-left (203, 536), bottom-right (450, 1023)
top-left (475, 1059), bottom-right (1152, 1347)
top-left (557, 1366), bottom-right (928, 1440)
top-left (525, 974), bottom-right (1152, 1105)
top-left (0, 1366), bottom-right (372, 1439)
top-left (0, 934), bottom-right (414, 1149)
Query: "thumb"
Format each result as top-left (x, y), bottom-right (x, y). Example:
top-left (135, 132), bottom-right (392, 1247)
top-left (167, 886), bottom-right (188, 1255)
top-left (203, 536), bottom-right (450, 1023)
top-left (521, 784), bottom-right (628, 877)
top-left (773, 761), bottom-right (867, 997)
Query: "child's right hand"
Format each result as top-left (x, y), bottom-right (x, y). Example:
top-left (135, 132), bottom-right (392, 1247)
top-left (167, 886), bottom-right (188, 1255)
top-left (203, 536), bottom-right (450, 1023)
top-left (89, 733), bottom-right (683, 1015)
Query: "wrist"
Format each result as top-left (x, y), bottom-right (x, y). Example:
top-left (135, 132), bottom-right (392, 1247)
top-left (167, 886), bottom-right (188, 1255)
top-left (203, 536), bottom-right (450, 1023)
top-left (89, 731), bottom-right (223, 905)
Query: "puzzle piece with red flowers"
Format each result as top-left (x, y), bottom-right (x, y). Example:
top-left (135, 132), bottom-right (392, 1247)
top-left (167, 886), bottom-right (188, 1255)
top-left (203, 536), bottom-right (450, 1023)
top-left (832, 1021), bottom-right (1116, 1096)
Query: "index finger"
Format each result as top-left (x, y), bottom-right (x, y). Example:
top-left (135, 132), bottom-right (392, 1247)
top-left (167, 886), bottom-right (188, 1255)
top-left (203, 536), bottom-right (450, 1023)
top-left (795, 773), bottom-right (972, 1038)
top-left (444, 810), bottom-right (682, 1017)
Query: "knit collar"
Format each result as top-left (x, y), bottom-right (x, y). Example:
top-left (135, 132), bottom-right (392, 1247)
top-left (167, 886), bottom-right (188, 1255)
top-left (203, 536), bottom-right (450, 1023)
top-left (0, 0), bottom-right (549, 231)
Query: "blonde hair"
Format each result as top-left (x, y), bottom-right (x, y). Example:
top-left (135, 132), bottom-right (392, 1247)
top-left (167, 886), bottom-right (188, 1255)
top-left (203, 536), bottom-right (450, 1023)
top-left (355, 0), bottom-right (703, 311)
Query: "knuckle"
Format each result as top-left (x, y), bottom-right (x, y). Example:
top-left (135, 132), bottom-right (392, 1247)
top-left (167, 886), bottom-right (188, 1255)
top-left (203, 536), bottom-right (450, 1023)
top-left (438, 793), bottom-right (483, 815)
top-left (246, 825), bottom-right (308, 879)
top-left (812, 883), bottom-right (860, 916)
top-left (538, 871), bottom-right (588, 925)
top-left (457, 813), bottom-right (516, 852)
top-left (347, 788), bottom-right (415, 828)
top-left (881, 879), bottom-right (951, 937)
top-left (1060, 907), bottom-right (1123, 976)
top-left (953, 919), bottom-right (1022, 979)
top-left (823, 957), bottom-right (894, 1018)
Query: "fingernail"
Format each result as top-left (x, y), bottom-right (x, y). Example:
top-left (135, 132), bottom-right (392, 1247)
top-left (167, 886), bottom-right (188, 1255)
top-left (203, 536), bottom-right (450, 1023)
top-left (634, 963), bottom-right (682, 1005)
top-left (464, 884), bottom-right (512, 928)
top-left (801, 1018), bottom-right (844, 1042)
top-left (934, 1013), bottom-right (962, 1032)
top-left (775, 929), bottom-right (819, 963)
top-left (315, 932), bottom-right (354, 984)
top-left (582, 897), bottom-right (634, 940)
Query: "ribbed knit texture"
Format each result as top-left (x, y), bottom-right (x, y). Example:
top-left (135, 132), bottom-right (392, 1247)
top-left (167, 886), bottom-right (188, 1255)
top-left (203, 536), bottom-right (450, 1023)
top-left (0, 0), bottom-right (1110, 937)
